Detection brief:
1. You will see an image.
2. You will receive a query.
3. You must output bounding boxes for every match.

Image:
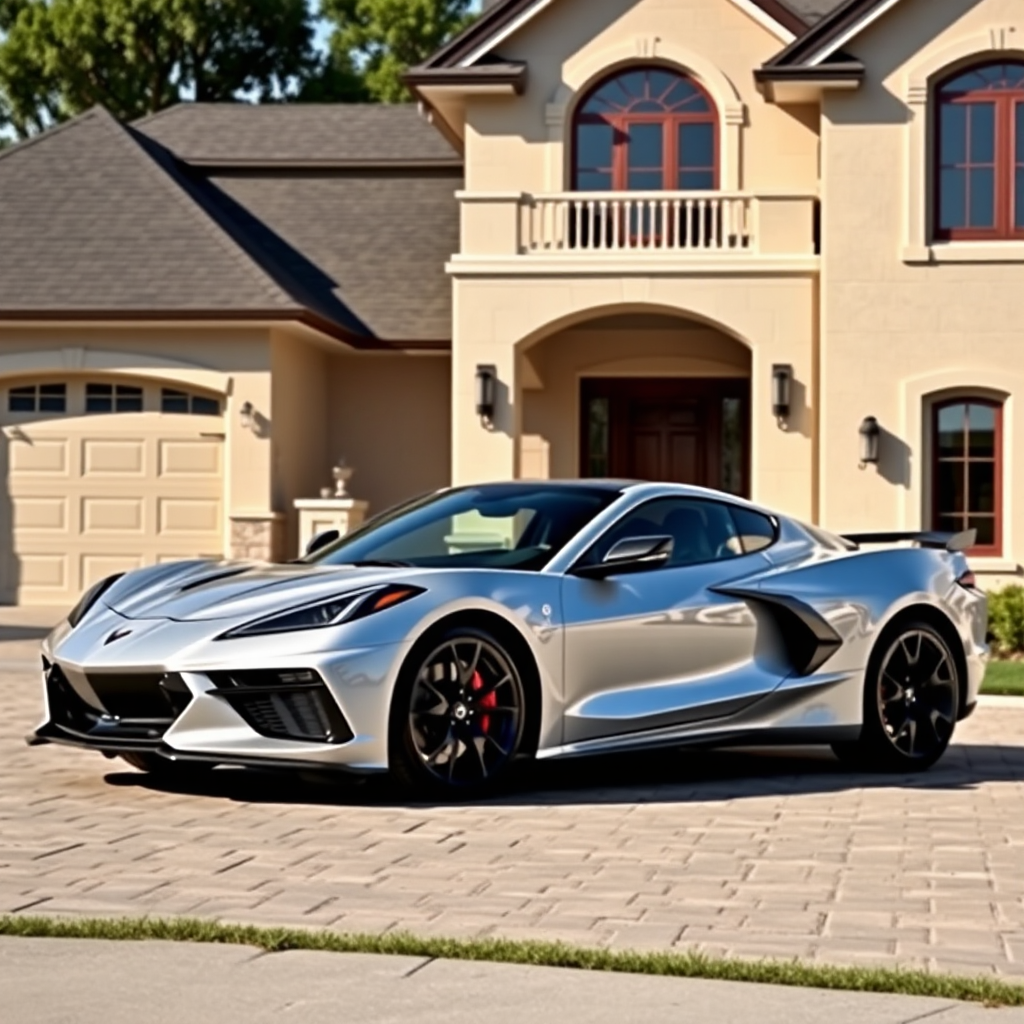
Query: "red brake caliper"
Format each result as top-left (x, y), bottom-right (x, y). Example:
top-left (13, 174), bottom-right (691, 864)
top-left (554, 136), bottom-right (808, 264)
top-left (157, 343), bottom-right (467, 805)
top-left (471, 670), bottom-right (496, 733)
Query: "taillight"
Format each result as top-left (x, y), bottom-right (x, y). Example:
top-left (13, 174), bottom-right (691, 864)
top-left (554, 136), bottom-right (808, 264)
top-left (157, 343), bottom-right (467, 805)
top-left (957, 570), bottom-right (977, 589)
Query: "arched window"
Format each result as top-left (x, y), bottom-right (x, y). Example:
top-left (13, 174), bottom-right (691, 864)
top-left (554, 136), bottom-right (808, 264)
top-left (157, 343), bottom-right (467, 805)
top-left (935, 61), bottom-right (1024, 240)
top-left (932, 398), bottom-right (1003, 555)
top-left (574, 66), bottom-right (717, 192)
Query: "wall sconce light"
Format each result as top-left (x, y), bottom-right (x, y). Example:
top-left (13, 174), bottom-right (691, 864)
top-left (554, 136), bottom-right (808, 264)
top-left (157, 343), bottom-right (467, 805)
top-left (859, 415), bottom-right (881, 466)
top-left (771, 364), bottom-right (793, 420)
top-left (239, 400), bottom-right (255, 431)
top-left (475, 364), bottom-right (496, 424)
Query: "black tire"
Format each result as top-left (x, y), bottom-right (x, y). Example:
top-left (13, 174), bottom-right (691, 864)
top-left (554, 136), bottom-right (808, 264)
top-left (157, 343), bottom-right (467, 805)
top-left (388, 626), bottom-right (528, 798)
top-left (832, 620), bottom-right (960, 772)
top-left (119, 752), bottom-right (215, 777)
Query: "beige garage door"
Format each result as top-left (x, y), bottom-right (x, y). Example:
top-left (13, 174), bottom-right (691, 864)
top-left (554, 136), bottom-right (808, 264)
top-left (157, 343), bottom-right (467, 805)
top-left (0, 377), bottom-right (225, 605)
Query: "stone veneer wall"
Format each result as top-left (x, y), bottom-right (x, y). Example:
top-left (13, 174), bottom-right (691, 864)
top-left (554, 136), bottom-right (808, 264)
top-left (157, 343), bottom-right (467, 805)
top-left (230, 515), bottom-right (286, 562)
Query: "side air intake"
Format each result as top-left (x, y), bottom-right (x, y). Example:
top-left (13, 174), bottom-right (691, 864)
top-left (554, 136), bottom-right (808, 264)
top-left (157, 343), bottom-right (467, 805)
top-left (711, 587), bottom-right (842, 676)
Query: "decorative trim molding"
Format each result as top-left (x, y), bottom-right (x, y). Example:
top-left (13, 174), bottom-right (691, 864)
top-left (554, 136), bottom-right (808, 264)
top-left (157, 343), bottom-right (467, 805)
top-left (0, 347), bottom-right (232, 394)
top-left (902, 242), bottom-right (1024, 264)
top-left (899, 369), bottom-right (1021, 556)
top-left (447, 255), bottom-right (821, 277)
top-left (546, 40), bottom-right (747, 191)
top-left (902, 29), bottom-right (1024, 257)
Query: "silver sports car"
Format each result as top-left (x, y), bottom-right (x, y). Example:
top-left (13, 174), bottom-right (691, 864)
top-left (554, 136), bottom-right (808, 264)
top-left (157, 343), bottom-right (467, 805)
top-left (30, 481), bottom-right (988, 796)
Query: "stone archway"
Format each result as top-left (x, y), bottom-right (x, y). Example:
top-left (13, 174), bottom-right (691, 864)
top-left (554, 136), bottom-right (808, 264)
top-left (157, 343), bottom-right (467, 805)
top-left (517, 310), bottom-right (752, 491)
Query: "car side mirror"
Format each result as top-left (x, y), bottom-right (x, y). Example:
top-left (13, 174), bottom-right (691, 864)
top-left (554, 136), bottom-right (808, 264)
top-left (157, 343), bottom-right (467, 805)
top-left (572, 535), bottom-right (674, 580)
top-left (305, 529), bottom-right (340, 557)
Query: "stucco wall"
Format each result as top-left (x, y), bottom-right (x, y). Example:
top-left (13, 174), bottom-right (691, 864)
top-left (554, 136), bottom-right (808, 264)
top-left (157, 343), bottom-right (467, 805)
top-left (451, 275), bottom-right (817, 520)
top-left (271, 330), bottom-right (330, 556)
top-left (328, 353), bottom-right (452, 516)
top-left (462, 0), bottom-right (820, 195)
top-left (818, 0), bottom-right (1024, 579)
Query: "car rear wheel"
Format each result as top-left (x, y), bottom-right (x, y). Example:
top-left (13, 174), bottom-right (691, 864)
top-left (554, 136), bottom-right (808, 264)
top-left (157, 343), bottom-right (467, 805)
top-left (832, 621), bottom-right (960, 772)
top-left (389, 627), bottom-right (528, 797)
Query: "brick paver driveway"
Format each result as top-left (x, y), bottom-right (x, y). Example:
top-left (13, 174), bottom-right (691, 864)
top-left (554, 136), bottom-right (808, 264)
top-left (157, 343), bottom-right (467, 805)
top-left (2, 607), bottom-right (1023, 978)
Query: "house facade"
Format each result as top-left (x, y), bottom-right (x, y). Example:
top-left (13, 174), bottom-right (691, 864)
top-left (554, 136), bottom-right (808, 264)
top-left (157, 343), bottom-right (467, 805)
top-left (1, 0), bottom-right (1022, 603)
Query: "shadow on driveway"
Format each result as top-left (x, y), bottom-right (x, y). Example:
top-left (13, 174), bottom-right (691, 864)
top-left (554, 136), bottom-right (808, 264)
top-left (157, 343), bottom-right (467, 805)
top-left (101, 740), bottom-right (1024, 809)
top-left (0, 624), bottom-right (52, 644)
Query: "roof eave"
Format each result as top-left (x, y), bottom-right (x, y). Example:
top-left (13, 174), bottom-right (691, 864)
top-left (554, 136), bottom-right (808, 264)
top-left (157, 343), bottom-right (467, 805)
top-left (755, 61), bottom-right (865, 101)
top-left (0, 309), bottom-right (451, 353)
top-left (421, 0), bottom-right (809, 69)
top-left (403, 64), bottom-right (528, 95)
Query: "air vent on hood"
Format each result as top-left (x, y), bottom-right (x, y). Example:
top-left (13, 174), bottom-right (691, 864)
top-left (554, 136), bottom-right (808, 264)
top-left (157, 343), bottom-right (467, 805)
top-left (178, 567), bottom-right (250, 593)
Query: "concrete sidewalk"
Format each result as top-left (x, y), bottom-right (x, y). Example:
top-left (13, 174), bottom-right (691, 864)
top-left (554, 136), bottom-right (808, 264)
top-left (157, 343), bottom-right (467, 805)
top-left (2, 937), bottom-right (1021, 1024)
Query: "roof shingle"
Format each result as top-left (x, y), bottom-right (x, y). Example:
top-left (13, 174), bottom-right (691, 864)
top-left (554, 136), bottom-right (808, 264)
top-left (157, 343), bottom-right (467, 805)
top-left (203, 168), bottom-right (461, 342)
top-left (135, 103), bottom-right (459, 166)
top-left (0, 107), bottom-right (299, 314)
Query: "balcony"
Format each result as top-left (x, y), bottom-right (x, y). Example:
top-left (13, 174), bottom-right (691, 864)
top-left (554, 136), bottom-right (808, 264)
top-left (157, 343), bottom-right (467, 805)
top-left (452, 190), bottom-right (819, 274)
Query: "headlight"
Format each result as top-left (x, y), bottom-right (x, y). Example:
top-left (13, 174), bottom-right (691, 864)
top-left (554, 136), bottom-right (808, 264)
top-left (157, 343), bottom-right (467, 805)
top-left (218, 584), bottom-right (424, 639)
top-left (67, 574), bottom-right (124, 628)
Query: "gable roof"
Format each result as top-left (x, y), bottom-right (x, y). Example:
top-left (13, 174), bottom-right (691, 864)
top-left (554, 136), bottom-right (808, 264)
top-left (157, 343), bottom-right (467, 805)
top-left (0, 104), bottom-right (461, 347)
top-left (134, 103), bottom-right (459, 167)
top-left (418, 0), bottom-right (828, 71)
top-left (0, 107), bottom-right (301, 317)
top-left (761, 0), bottom-right (901, 71)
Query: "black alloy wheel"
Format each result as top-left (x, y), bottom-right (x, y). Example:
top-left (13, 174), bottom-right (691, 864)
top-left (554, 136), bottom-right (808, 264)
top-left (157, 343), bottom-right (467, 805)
top-left (390, 627), bottom-right (527, 796)
top-left (833, 621), bottom-right (960, 771)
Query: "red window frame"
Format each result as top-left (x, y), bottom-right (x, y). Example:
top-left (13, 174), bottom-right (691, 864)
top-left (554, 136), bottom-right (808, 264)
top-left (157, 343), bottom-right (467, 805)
top-left (572, 66), bottom-right (719, 192)
top-left (934, 62), bottom-right (1024, 241)
top-left (931, 398), bottom-right (1003, 557)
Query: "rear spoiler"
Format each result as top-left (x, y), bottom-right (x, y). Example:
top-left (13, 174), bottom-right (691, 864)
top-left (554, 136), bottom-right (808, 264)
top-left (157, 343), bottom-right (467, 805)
top-left (841, 530), bottom-right (976, 553)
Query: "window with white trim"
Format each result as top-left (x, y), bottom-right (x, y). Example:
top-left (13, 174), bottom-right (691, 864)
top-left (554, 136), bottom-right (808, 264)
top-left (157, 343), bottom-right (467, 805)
top-left (85, 383), bottom-right (143, 414)
top-left (160, 388), bottom-right (221, 416)
top-left (6, 383), bottom-right (67, 413)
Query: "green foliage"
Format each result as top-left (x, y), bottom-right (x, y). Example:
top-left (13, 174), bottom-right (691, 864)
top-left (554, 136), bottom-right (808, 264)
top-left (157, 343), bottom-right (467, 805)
top-left (982, 659), bottom-right (1024, 695)
top-left (0, 0), bottom-right (320, 137)
top-left (1, 914), bottom-right (1024, 1006)
top-left (321, 0), bottom-right (474, 102)
top-left (988, 584), bottom-right (1024, 657)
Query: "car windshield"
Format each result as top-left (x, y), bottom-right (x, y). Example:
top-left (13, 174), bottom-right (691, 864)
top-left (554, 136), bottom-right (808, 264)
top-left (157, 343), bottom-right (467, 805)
top-left (304, 483), bottom-right (622, 572)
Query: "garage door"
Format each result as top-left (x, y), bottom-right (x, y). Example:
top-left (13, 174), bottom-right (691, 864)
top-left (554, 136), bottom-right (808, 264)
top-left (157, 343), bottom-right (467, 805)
top-left (0, 377), bottom-right (225, 605)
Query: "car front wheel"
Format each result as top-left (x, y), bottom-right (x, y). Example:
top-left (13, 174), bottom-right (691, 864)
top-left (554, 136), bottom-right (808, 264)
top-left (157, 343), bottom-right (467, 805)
top-left (389, 627), bottom-right (528, 797)
top-left (833, 620), bottom-right (960, 772)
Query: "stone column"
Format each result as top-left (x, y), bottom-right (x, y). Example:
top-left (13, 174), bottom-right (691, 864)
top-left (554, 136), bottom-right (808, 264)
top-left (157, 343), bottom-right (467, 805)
top-left (230, 513), bottom-right (286, 562)
top-left (293, 498), bottom-right (369, 557)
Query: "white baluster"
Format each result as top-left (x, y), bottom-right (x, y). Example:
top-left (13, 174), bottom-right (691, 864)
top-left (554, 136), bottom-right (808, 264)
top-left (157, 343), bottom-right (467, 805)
top-left (612, 200), bottom-right (621, 250)
top-left (696, 199), bottom-right (707, 248)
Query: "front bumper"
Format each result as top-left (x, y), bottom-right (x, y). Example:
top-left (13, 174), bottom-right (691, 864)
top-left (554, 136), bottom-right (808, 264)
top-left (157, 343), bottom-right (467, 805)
top-left (30, 635), bottom-right (408, 772)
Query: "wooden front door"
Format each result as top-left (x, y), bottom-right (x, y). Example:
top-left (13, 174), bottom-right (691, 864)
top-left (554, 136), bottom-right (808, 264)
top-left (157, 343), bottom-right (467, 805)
top-left (580, 378), bottom-right (749, 496)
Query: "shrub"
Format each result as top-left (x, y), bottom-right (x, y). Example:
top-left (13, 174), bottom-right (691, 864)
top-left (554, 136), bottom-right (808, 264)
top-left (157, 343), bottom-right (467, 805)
top-left (988, 585), bottom-right (1024, 657)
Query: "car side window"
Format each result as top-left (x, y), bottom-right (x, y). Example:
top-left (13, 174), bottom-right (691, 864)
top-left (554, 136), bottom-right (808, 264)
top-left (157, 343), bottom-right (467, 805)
top-left (589, 498), bottom-right (744, 568)
top-left (728, 506), bottom-right (777, 554)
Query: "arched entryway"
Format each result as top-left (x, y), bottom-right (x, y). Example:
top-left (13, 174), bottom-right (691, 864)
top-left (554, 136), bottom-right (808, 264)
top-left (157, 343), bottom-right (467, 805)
top-left (517, 310), bottom-right (752, 493)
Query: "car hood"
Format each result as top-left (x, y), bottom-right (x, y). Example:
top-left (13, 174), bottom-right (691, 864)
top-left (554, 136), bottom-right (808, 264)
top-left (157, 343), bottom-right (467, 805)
top-left (103, 559), bottom-right (414, 622)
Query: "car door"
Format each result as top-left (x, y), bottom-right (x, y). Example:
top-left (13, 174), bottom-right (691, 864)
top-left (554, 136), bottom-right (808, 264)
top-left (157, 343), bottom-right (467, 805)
top-left (560, 497), bottom-right (783, 747)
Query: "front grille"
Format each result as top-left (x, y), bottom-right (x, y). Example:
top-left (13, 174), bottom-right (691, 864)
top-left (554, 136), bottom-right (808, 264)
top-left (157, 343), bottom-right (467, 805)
top-left (207, 669), bottom-right (353, 744)
top-left (45, 665), bottom-right (191, 743)
top-left (85, 672), bottom-right (191, 720)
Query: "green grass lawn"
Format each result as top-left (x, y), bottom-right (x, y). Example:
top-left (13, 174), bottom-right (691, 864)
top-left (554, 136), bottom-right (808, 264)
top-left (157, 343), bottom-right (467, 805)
top-left (982, 659), bottom-right (1024, 696)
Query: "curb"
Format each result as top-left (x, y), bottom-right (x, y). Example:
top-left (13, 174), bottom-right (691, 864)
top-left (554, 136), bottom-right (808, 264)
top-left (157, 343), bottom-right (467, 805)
top-left (978, 694), bottom-right (1024, 708)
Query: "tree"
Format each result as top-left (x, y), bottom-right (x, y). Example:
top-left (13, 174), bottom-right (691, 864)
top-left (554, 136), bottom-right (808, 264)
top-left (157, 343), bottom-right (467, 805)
top-left (321, 0), bottom-right (475, 103)
top-left (0, 0), bottom-right (322, 138)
